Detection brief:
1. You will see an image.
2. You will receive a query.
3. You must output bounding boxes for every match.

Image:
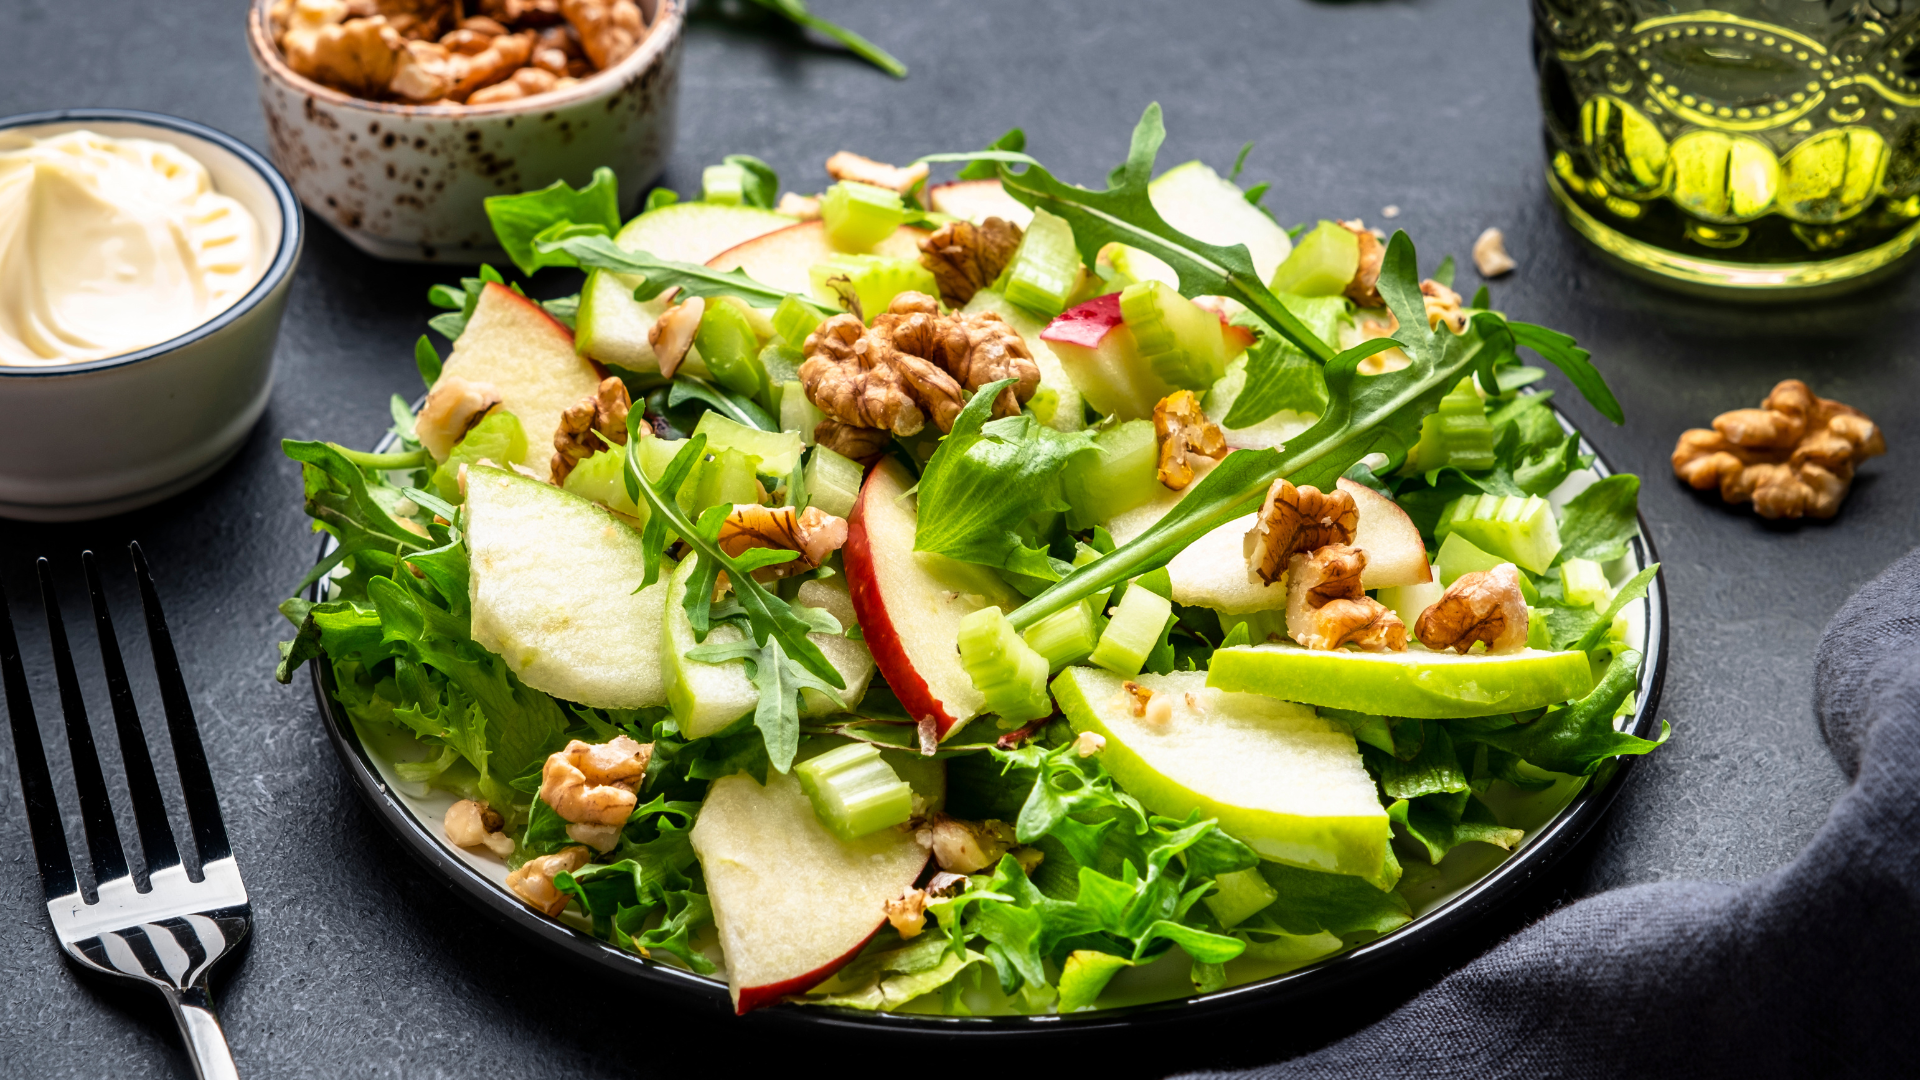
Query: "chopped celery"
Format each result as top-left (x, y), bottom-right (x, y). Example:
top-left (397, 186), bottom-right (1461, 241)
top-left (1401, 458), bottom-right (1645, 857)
top-left (694, 299), bottom-right (767, 401)
top-left (1402, 377), bottom-right (1495, 474)
top-left (956, 607), bottom-right (1053, 721)
top-left (701, 163), bottom-right (747, 206)
top-left (1060, 419), bottom-right (1159, 528)
top-left (795, 742), bottom-right (913, 840)
top-left (804, 444), bottom-right (864, 519)
top-left (760, 342), bottom-right (804, 387)
top-left (1119, 279), bottom-right (1230, 390)
top-left (1436, 492), bottom-right (1562, 574)
top-left (1202, 866), bottom-right (1279, 929)
top-left (1268, 220), bottom-right (1360, 297)
top-left (781, 380), bottom-right (827, 445)
top-left (1090, 584), bottom-right (1173, 678)
top-left (1527, 608), bottom-right (1552, 650)
top-left (1434, 532), bottom-right (1541, 603)
top-left (1560, 557), bottom-right (1611, 607)
top-left (773, 293), bottom-right (826, 345)
top-left (809, 254), bottom-right (938, 322)
top-left (822, 181), bottom-right (910, 251)
top-left (431, 410), bottom-right (527, 501)
top-left (560, 446), bottom-right (641, 517)
top-left (690, 446), bottom-right (761, 516)
top-left (692, 412), bottom-right (803, 476)
top-left (1021, 600), bottom-right (1100, 672)
top-left (1003, 209), bottom-right (1084, 318)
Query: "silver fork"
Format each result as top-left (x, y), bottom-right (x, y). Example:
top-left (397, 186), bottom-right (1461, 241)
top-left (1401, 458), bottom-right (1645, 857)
top-left (1, 545), bottom-right (248, 1080)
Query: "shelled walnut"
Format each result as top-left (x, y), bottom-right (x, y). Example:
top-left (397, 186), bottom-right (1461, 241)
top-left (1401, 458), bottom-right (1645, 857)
top-left (550, 377), bottom-right (632, 485)
top-left (1244, 479), bottom-right (1357, 586)
top-left (1414, 564), bottom-right (1528, 654)
top-left (1153, 390), bottom-right (1227, 490)
top-left (919, 217), bottom-right (1023, 307)
top-left (1672, 379), bottom-right (1885, 519)
top-left (1284, 544), bottom-right (1407, 652)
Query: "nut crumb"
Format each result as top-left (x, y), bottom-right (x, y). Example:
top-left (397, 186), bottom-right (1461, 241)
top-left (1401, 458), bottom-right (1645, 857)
top-left (1073, 731), bottom-right (1107, 757)
top-left (1153, 390), bottom-right (1228, 490)
top-left (1121, 681), bottom-right (1153, 717)
top-left (1473, 227), bottom-right (1516, 278)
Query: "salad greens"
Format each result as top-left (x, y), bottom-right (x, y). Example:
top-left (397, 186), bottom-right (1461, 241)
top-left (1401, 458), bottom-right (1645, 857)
top-left (277, 104), bottom-right (1667, 1018)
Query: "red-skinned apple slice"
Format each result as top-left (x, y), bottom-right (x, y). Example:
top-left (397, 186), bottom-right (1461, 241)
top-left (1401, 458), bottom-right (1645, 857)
top-left (705, 219), bottom-right (928, 295)
top-left (845, 458), bottom-right (1021, 737)
top-left (1040, 293), bottom-right (1255, 421)
top-left (1337, 477), bottom-right (1431, 587)
top-left (925, 178), bottom-right (1034, 227)
top-left (690, 770), bottom-right (930, 1013)
top-left (430, 282), bottom-right (601, 482)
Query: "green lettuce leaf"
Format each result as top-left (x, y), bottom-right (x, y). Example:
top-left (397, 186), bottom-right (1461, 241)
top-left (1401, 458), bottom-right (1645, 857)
top-left (1465, 649), bottom-right (1668, 776)
top-left (1221, 294), bottom-right (1346, 427)
top-left (1555, 474), bottom-right (1641, 565)
top-left (1244, 860), bottom-right (1412, 939)
top-left (485, 166), bottom-right (621, 275)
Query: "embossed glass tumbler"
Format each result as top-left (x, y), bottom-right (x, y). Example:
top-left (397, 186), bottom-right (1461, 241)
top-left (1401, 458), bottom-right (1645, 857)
top-left (1535, 1), bottom-right (1920, 296)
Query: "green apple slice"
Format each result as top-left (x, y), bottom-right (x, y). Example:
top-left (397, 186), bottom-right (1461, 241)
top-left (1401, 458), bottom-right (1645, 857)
top-left (575, 201), bottom-right (794, 371)
top-left (663, 561), bottom-right (874, 738)
top-left (1207, 643), bottom-right (1595, 718)
top-left (464, 465), bottom-right (673, 708)
top-left (1052, 667), bottom-right (1390, 883)
top-left (1148, 160), bottom-right (1294, 282)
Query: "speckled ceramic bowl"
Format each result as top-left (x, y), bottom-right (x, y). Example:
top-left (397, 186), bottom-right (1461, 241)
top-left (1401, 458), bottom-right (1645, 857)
top-left (247, 0), bottom-right (682, 263)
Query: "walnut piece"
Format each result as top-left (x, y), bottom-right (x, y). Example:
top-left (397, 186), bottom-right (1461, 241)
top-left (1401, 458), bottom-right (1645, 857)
top-left (551, 376), bottom-right (632, 485)
top-left (800, 292), bottom-right (1039, 454)
top-left (468, 65), bottom-right (565, 104)
top-left (1421, 279), bottom-right (1468, 334)
top-left (449, 29), bottom-right (534, 100)
top-left (477, 0), bottom-right (565, 26)
top-left (561, 0), bottom-right (646, 70)
top-left (506, 845), bottom-right (590, 916)
top-left (826, 151), bottom-right (930, 195)
top-left (1073, 731), bottom-right (1107, 757)
top-left (389, 39), bottom-right (461, 101)
top-left (1671, 379), bottom-right (1885, 519)
top-left (917, 815), bottom-right (1017, 874)
top-left (286, 12), bottom-right (404, 96)
top-left (1340, 219), bottom-right (1386, 308)
top-left (1153, 390), bottom-right (1228, 490)
top-left (1414, 563), bottom-right (1528, 654)
top-left (1244, 479), bottom-right (1358, 586)
top-left (443, 799), bottom-right (514, 857)
top-left (716, 504), bottom-right (849, 581)
top-left (1473, 227), bottom-right (1516, 278)
top-left (648, 296), bottom-right (704, 378)
top-left (538, 735), bottom-right (652, 827)
top-left (1285, 544), bottom-right (1407, 652)
top-left (777, 192), bottom-right (823, 220)
top-left (415, 375), bottom-right (503, 459)
top-left (919, 217), bottom-right (1024, 308)
top-left (1121, 680), bottom-right (1153, 717)
top-left (885, 888), bottom-right (929, 938)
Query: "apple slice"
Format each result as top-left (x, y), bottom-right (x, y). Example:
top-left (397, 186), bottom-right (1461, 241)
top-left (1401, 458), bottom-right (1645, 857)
top-left (1147, 161), bottom-right (1294, 283)
top-left (575, 201), bottom-right (795, 371)
top-left (1338, 478), bottom-right (1431, 587)
top-left (433, 282), bottom-right (601, 482)
top-left (690, 769), bottom-right (930, 1012)
top-left (706, 219), bottom-right (928, 297)
top-left (464, 465), bottom-right (673, 708)
top-left (1052, 667), bottom-right (1390, 882)
top-left (844, 458), bottom-right (1022, 738)
top-left (1208, 642), bottom-right (1596, 719)
top-left (926, 178), bottom-right (1034, 227)
top-left (1041, 293), bottom-right (1255, 421)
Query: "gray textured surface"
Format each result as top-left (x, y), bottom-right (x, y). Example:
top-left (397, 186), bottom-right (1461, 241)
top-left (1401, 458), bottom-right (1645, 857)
top-left (0, 0), bottom-right (1904, 1075)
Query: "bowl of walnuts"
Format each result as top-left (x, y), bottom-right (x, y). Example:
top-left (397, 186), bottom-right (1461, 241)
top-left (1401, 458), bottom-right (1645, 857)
top-left (249, 0), bottom-right (681, 262)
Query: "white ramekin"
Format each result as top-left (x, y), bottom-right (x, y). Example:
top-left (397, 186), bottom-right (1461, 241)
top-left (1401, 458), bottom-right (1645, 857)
top-left (0, 109), bottom-right (303, 523)
top-left (247, 0), bottom-right (683, 263)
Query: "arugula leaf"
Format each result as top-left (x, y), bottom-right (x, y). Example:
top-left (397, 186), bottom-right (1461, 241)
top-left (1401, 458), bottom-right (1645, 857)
top-left (686, 630), bottom-right (842, 773)
top-left (1375, 720), bottom-right (1469, 800)
top-left (956, 129), bottom-right (1025, 182)
top-left (425, 264), bottom-right (506, 341)
top-left (1466, 650), bottom-right (1667, 775)
top-left (1555, 474), bottom-right (1641, 565)
top-left (1221, 294), bottom-right (1347, 427)
top-left (721, 153), bottom-right (779, 209)
top-left (413, 335), bottom-right (442, 389)
top-left (1510, 321), bottom-right (1623, 425)
top-left (738, 0), bottom-right (907, 77)
top-left (535, 233), bottom-right (839, 314)
top-left (914, 380), bottom-right (1098, 576)
top-left (1572, 563), bottom-right (1660, 653)
top-left (668, 376), bottom-right (777, 432)
top-left (485, 166), bottom-right (621, 275)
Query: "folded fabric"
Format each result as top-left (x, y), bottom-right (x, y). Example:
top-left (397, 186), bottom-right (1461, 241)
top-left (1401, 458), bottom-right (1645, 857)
top-left (1186, 547), bottom-right (1920, 1079)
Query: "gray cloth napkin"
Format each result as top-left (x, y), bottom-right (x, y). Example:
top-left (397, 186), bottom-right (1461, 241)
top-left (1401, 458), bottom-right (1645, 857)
top-left (1186, 547), bottom-right (1920, 1078)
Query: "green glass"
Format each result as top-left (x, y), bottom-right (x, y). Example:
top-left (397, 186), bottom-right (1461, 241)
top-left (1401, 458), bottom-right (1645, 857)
top-left (1535, 1), bottom-right (1920, 296)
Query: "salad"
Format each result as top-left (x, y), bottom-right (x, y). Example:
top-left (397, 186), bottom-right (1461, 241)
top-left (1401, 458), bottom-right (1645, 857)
top-left (276, 105), bottom-right (1667, 1016)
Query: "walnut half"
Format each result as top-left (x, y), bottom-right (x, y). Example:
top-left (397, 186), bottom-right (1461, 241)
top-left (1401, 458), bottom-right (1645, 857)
top-left (1672, 379), bottom-right (1885, 519)
top-left (716, 503), bottom-right (849, 581)
top-left (538, 736), bottom-right (652, 827)
top-left (551, 376), bottom-right (632, 485)
top-left (1414, 563), bottom-right (1528, 654)
top-left (1245, 479), bottom-right (1357, 586)
top-left (919, 217), bottom-right (1023, 308)
top-left (1285, 544), bottom-right (1406, 652)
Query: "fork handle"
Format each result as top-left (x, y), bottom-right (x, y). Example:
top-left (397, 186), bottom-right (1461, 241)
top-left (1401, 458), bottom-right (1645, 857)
top-left (165, 983), bottom-right (240, 1080)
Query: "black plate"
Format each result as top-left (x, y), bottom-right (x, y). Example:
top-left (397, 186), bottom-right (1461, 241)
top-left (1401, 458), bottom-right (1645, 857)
top-left (307, 404), bottom-right (1668, 1034)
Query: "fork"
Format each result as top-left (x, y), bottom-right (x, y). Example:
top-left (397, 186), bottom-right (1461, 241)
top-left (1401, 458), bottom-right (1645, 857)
top-left (0, 544), bottom-right (248, 1080)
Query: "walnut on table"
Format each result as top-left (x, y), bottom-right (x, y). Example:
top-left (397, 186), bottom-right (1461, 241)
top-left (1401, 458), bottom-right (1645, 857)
top-left (1284, 544), bottom-right (1407, 652)
top-left (1244, 479), bottom-right (1358, 587)
top-left (1414, 563), bottom-right (1529, 654)
top-left (1152, 390), bottom-right (1228, 490)
top-left (1672, 379), bottom-right (1885, 520)
top-left (550, 376), bottom-right (632, 485)
top-left (918, 217), bottom-right (1023, 308)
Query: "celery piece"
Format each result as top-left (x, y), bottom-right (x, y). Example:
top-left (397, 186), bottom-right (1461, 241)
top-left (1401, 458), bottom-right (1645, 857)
top-left (782, 380), bottom-right (827, 446)
top-left (760, 342), bottom-right (804, 387)
top-left (1219, 609), bottom-right (1288, 645)
top-left (1118, 279), bottom-right (1230, 390)
top-left (1202, 866), bottom-right (1279, 929)
top-left (1402, 377), bottom-right (1495, 474)
top-left (809, 254), bottom-right (939, 323)
top-left (1060, 419), bottom-right (1160, 528)
top-left (694, 299), bottom-right (767, 401)
top-left (1527, 608), bottom-right (1552, 650)
top-left (1560, 557), bottom-right (1611, 608)
top-left (1021, 600), bottom-right (1100, 672)
top-left (1434, 532), bottom-right (1541, 603)
top-left (1268, 220), bottom-right (1361, 298)
top-left (822, 181), bottom-right (910, 252)
top-left (1003, 209), bottom-right (1084, 318)
top-left (1435, 493), bottom-right (1562, 574)
top-left (957, 607), bottom-right (1053, 721)
top-left (773, 293), bottom-right (827, 345)
top-left (702, 163), bottom-right (747, 206)
top-left (560, 446), bottom-right (641, 518)
top-left (804, 444), bottom-right (864, 519)
top-left (1090, 585), bottom-right (1173, 678)
top-left (795, 742), bottom-right (914, 840)
top-left (693, 411), bottom-right (803, 476)
top-left (431, 410), bottom-right (527, 502)
top-left (690, 446), bottom-right (761, 517)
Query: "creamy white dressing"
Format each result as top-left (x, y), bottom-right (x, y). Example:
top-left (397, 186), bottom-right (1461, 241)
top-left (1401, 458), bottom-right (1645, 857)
top-left (0, 129), bottom-right (263, 365)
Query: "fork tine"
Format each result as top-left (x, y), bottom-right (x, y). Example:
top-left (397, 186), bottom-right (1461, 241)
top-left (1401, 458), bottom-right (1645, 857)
top-left (0, 573), bottom-right (77, 900)
top-left (83, 551), bottom-right (182, 877)
top-left (130, 543), bottom-right (230, 865)
top-left (38, 558), bottom-right (130, 889)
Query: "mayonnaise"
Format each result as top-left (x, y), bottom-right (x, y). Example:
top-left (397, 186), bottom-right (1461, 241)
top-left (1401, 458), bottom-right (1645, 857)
top-left (0, 130), bottom-right (264, 366)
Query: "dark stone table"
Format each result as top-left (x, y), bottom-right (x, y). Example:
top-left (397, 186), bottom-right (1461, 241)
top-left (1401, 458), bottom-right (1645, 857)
top-left (0, 0), bottom-right (1906, 1075)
